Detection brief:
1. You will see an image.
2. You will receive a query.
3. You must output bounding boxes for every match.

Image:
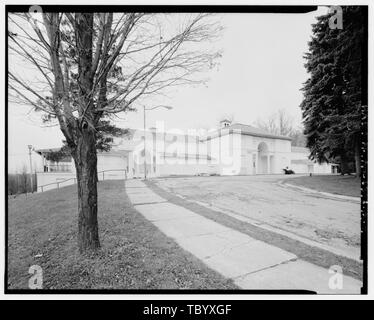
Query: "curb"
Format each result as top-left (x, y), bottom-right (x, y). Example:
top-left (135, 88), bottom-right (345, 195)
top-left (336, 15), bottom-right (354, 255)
top-left (146, 180), bottom-right (362, 265)
top-left (279, 181), bottom-right (360, 203)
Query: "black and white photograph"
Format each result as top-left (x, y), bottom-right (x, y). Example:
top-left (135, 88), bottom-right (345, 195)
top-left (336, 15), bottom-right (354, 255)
top-left (2, 2), bottom-right (369, 299)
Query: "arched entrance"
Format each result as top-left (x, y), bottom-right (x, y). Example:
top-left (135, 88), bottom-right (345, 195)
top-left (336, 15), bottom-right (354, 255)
top-left (257, 142), bottom-right (269, 174)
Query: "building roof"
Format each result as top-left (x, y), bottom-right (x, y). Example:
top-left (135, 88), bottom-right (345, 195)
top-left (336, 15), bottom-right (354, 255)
top-left (108, 123), bottom-right (293, 142)
top-left (34, 148), bottom-right (62, 155)
top-left (203, 123), bottom-right (292, 141)
top-left (97, 150), bottom-right (129, 156)
top-left (35, 147), bottom-right (129, 157)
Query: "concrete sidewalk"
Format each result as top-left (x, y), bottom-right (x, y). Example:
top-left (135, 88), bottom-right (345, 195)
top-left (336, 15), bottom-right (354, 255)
top-left (125, 179), bottom-right (362, 294)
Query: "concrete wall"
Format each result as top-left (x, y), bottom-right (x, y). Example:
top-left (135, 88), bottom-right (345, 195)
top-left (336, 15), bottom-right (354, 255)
top-left (313, 162), bottom-right (332, 174)
top-left (290, 150), bottom-right (309, 161)
top-left (37, 172), bottom-right (76, 192)
top-left (290, 163), bottom-right (310, 174)
top-left (291, 162), bottom-right (332, 174)
top-left (157, 162), bottom-right (217, 176)
top-left (128, 130), bottom-right (215, 177)
top-left (238, 135), bottom-right (292, 175)
top-left (289, 150), bottom-right (332, 174)
top-left (97, 154), bottom-right (127, 172)
top-left (36, 130), bottom-right (335, 185)
top-left (208, 132), bottom-right (243, 175)
top-left (201, 133), bottom-right (294, 175)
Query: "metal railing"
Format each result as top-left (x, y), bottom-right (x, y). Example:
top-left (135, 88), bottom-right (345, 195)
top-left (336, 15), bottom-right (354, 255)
top-left (44, 164), bottom-right (72, 173)
top-left (38, 169), bottom-right (127, 192)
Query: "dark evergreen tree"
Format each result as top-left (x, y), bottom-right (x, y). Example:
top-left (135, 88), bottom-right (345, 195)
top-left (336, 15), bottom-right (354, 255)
top-left (301, 6), bottom-right (365, 175)
top-left (45, 119), bottom-right (129, 162)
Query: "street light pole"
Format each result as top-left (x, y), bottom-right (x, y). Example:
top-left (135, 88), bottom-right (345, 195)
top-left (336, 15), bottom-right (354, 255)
top-left (28, 145), bottom-right (33, 192)
top-left (142, 105), bottom-right (173, 180)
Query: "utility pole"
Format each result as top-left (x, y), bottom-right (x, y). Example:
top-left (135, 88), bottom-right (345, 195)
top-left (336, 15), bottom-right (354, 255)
top-left (28, 145), bottom-right (33, 192)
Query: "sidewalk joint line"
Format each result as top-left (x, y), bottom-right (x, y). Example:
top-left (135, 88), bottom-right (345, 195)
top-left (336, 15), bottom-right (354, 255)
top-left (232, 257), bottom-right (299, 281)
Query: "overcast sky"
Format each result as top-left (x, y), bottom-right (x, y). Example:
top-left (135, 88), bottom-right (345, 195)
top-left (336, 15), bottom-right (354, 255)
top-left (8, 7), bottom-right (328, 173)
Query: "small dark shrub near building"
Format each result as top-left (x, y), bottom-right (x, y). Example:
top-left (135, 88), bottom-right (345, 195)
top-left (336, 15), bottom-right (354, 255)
top-left (8, 172), bottom-right (37, 195)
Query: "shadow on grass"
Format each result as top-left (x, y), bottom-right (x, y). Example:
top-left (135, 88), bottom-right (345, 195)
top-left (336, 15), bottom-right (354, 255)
top-left (7, 180), bottom-right (236, 290)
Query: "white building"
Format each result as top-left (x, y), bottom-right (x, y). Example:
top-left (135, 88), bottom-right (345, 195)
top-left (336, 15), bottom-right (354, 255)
top-left (289, 146), bottom-right (338, 174)
top-left (35, 120), bottom-right (336, 191)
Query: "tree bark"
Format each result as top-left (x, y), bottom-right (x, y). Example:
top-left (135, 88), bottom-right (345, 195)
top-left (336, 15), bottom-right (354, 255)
top-left (340, 154), bottom-right (349, 175)
top-left (74, 13), bottom-right (100, 252)
top-left (74, 128), bottom-right (100, 252)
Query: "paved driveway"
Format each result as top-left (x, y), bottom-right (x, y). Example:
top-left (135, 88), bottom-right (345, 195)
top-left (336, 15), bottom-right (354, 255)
top-left (127, 179), bottom-right (361, 293)
top-left (152, 175), bottom-right (361, 260)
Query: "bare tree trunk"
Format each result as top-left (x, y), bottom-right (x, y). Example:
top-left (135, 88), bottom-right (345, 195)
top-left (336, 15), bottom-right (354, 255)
top-left (73, 13), bottom-right (100, 252)
top-left (9, 12), bottom-right (222, 253)
top-left (340, 154), bottom-right (349, 175)
top-left (74, 129), bottom-right (100, 252)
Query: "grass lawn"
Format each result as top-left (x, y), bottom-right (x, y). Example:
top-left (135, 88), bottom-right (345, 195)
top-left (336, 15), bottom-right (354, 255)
top-left (7, 180), bottom-right (236, 290)
top-left (285, 175), bottom-right (361, 197)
